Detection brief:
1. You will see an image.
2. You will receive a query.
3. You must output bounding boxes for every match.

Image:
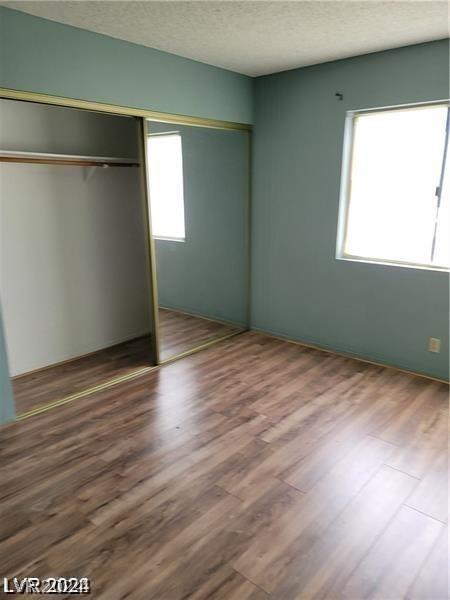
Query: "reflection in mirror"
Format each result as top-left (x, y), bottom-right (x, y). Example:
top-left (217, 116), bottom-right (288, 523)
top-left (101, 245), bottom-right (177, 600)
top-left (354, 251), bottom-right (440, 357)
top-left (146, 120), bottom-right (249, 362)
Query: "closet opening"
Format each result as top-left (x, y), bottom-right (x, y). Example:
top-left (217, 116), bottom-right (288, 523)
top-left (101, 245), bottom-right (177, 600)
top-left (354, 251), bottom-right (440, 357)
top-left (0, 98), bottom-right (157, 417)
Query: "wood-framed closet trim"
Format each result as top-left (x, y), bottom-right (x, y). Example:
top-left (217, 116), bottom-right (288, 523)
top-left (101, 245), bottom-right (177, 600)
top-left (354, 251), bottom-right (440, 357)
top-left (0, 87), bottom-right (252, 420)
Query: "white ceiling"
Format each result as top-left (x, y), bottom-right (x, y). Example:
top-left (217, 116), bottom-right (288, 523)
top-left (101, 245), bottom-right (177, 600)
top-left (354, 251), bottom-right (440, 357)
top-left (2, 1), bottom-right (449, 77)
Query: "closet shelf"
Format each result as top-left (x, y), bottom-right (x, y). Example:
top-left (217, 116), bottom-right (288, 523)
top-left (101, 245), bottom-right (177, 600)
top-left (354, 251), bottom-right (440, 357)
top-left (0, 150), bottom-right (140, 168)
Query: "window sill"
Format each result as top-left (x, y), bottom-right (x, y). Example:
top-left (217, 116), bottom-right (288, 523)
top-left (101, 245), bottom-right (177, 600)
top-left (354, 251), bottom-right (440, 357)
top-left (154, 236), bottom-right (185, 243)
top-left (336, 254), bottom-right (450, 273)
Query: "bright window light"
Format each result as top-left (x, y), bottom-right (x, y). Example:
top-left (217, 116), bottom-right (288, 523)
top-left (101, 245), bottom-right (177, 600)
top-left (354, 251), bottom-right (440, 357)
top-left (147, 133), bottom-right (185, 241)
top-left (338, 104), bottom-right (449, 269)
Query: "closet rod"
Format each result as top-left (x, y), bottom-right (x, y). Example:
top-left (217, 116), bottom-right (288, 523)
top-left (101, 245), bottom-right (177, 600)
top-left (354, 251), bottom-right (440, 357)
top-left (0, 150), bottom-right (139, 168)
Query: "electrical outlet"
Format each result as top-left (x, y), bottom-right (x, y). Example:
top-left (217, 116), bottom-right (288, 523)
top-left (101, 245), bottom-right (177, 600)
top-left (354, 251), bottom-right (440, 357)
top-left (428, 337), bottom-right (441, 353)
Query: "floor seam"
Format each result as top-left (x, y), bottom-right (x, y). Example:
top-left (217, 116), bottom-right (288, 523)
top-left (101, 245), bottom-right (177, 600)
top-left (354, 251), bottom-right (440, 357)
top-left (403, 504), bottom-right (448, 525)
top-left (232, 565), bottom-right (271, 597)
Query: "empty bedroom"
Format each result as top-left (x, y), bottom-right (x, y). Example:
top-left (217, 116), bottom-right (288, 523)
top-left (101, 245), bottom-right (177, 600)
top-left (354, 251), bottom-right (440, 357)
top-left (0, 1), bottom-right (448, 598)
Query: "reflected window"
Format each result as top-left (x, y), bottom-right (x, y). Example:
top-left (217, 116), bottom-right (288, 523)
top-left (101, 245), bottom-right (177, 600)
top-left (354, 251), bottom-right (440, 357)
top-left (338, 104), bottom-right (449, 269)
top-left (147, 132), bottom-right (185, 241)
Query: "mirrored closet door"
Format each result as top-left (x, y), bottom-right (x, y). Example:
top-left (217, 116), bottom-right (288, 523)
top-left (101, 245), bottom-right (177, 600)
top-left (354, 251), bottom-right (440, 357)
top-left (0, 99), bottom-right (156, 417)
top-left (145, 119), bottom-right (250, 362)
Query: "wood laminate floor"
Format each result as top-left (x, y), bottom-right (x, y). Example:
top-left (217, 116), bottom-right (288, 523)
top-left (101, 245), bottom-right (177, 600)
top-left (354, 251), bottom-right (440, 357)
top-left (13, 309), bottom-right (241, 416)
top-left (158, 307), bottom-right (242, 361)
top-left (12, 335), bottom-right (154, 417)
top-left (1, 332), bottom-right (448, 599)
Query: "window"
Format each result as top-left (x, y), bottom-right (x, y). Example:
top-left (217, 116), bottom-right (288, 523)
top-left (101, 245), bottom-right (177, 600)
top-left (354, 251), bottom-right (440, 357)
top-left (337, 103), bottom-right (449, 270)
top-left (147, 132), bottom-right (185, 241)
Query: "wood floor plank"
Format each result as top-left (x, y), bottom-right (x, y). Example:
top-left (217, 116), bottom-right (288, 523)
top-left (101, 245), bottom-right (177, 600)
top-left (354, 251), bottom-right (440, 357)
top-left (232, 436), bottom-right (396, 591)
top-left (124, 481), bottom-right (301, 600)
top-left (374, 380), bottom-right (447, 446)
top-left (341, 505), bottom-right (444, 599)
top-left (386, 397), bottom-right (447, 479)
top-left (406, 527), bottom-right (449, 600)
top-left (406, 447), bottom-right (448, 523)
top-left (0, 331), bottom-right (447, 599)
top-left (187, 566), bottom-right (269, 600)
top-left (270, 466), bottom-right (418, 599)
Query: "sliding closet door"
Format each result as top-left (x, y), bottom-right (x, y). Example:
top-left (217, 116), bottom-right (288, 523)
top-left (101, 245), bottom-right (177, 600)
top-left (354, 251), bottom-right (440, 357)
top-left (0, 99), bottom-right (156, 416)
top-left (144, 118), bottom-right (250, 362)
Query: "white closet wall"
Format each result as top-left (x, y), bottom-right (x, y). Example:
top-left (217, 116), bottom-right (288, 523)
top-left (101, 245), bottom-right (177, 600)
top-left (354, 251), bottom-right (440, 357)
top-left (0, 100), bottom-right (152, 376)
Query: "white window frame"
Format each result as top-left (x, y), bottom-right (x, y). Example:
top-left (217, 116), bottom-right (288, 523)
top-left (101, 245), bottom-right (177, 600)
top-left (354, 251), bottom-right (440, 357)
top-left (336, 100), bottom-right (450, 272)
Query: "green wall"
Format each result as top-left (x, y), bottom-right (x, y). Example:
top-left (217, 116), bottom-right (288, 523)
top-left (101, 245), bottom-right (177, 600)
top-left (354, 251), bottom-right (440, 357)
top-left (150, 122), bottom-right (249, 326)
top-left (251, 39), bottom-right (450, 380)
top-left (0, 308), bottom-right (14, 424)
top-left (0, 7), bottom-right (253, 124)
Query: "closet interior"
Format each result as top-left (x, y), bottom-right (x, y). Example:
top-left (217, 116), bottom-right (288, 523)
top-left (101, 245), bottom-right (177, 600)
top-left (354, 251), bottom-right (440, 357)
top-left (0, 99), bottom-right (155, 416)
top-left (0, 97), bottom-right (250, 417)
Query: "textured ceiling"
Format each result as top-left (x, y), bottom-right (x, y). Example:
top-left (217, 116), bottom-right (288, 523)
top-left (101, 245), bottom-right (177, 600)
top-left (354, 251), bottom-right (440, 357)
top-left (2, 1), bottom-right (448, 76)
